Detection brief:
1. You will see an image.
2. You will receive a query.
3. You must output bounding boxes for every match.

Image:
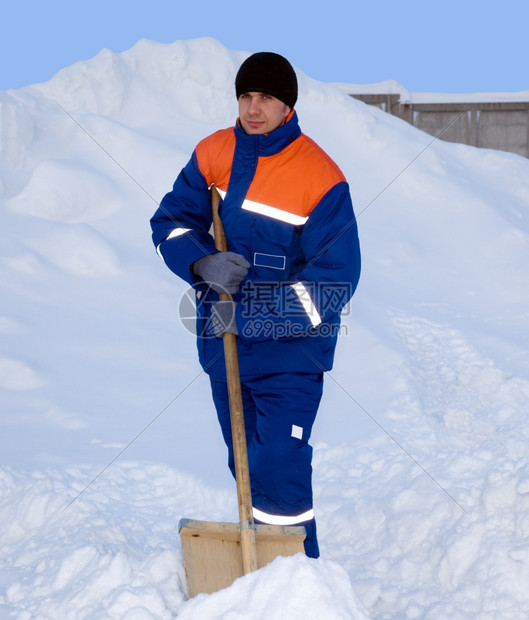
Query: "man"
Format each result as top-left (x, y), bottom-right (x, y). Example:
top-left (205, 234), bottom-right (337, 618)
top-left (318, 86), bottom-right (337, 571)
top-left (151, 52), bottom-right (361, 558)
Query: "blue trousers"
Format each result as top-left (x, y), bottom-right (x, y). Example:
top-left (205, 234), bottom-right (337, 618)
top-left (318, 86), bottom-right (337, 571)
top-left (210, 372), bottom-right (323, 558)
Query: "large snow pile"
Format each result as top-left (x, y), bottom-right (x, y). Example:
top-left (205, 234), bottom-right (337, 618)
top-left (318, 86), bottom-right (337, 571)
top-left (1, 37), bottom-right (529, 619)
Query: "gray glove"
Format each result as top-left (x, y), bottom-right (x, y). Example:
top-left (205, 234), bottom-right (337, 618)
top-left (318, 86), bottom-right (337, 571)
top-left (210, 301), bottom-right (238, 338)
top-left (192, 252), bottom-right (250, 294)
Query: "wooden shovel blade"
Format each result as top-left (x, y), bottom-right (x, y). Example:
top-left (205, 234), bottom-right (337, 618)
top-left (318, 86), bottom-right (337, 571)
top-left (179, 518), bottom-right (306, 597)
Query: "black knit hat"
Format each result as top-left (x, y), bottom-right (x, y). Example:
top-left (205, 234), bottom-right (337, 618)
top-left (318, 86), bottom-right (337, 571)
top-left (235, 52), bottom-right (298, 108)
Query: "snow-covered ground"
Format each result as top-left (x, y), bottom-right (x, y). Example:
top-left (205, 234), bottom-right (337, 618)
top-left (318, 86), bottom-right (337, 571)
top-left (334, 79), bottom-right (529, 103)
top-left (1, 37), bottom-right (529, 619)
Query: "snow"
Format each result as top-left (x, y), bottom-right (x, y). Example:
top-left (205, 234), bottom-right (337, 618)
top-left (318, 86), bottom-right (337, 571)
top-left (1, 36), bottom-right (529, 619)
top-left (334, 79), bottom-right (529, 103)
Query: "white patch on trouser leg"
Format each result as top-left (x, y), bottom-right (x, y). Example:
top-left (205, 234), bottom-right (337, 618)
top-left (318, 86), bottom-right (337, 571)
top-left (291, 424), bottom-right (303, 440)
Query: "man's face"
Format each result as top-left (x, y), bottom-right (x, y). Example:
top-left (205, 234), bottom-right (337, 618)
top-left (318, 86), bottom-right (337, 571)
top-left (238, 92), bottom-right (291, 135)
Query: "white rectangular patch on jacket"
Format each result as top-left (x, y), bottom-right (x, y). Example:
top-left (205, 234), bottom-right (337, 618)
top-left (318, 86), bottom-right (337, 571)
top-left (291, 425), bottom-right (303, 440)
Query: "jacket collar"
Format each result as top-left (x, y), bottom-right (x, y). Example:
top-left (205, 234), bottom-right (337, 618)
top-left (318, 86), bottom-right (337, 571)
top-left (234, 110), bottom-right (302, 157)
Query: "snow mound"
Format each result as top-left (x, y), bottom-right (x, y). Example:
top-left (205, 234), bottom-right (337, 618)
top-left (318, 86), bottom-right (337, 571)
top-left (0, 356), bottom-right (44, 390)
top-left (178, 554), bottom-right (369, 619)
top-left (7, 159), bottom-right (123, 223)
top-left (0, 464), bottom-right (370, 619)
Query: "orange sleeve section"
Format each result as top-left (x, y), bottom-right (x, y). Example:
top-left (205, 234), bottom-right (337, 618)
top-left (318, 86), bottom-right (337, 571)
top-left (194, 128), bottom-right (235, 192)
top-left (247, 134), bottom-right (346, 218)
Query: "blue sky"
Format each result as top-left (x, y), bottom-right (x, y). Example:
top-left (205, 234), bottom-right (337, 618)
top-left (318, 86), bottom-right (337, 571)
top-left (1, 0), bottom-right (527, 93)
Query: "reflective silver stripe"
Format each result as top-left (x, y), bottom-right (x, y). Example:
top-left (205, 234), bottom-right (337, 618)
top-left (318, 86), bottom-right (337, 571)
top-left (156, 227), bottom-right (192, 258)
top-left (214, 187), bottom-right (308, 226)
top-left (290, 282), bottom-right (322, 327)
top-left (253, 507), bottom-right (314, 526)
top-left (242, 199), bottom-right (308, 225)
top-left (166, 227), bottom-right (192, 240)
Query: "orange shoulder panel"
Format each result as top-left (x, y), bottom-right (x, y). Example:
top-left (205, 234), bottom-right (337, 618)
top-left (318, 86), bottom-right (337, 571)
top-left (194, 128), bottom-right (235, 192)
top-left (247, 134), bottom-right (346, 218)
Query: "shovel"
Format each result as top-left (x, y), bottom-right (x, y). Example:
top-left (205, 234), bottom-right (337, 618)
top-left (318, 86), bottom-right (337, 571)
top-left (178, 185), bottom-right (306, 598)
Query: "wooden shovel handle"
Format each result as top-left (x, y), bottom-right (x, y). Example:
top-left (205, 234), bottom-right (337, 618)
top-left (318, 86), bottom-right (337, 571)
top-left (211, 185), bottom-right (258, 574)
